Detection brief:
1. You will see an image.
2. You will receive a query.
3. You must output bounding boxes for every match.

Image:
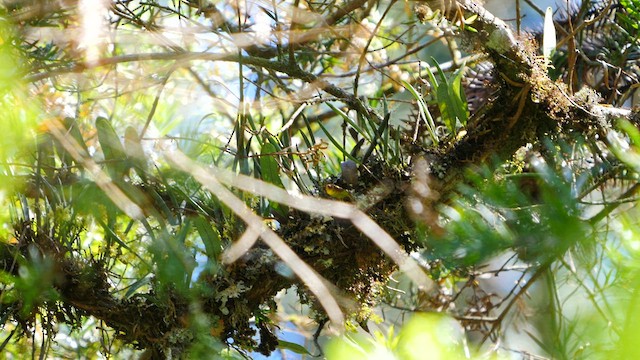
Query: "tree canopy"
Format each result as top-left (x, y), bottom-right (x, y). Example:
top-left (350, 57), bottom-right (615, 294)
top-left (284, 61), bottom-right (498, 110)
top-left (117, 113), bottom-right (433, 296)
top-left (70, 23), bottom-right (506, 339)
top-left (0, 0), bottom-right (639, 358)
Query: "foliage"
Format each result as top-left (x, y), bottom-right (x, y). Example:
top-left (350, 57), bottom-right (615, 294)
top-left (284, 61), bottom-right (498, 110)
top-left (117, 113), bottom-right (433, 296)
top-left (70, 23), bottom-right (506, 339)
top-left (326, 313), bottom-right (471, 360)
top-left (0, 0), bottom-right (638, 359)
top-left (620, 0), bottom-right (640, 30)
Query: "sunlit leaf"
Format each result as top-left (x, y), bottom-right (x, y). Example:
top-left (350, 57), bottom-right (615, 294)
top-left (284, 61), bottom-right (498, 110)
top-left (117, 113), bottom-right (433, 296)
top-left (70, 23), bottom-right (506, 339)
top-left (277, 340), bottom-right (311, 355)
top-left (96, 117), bottom-right (128, 180)
top-left (260, 142), bottom-right (289, 217)
top-left (194, 215), bottom-right (222, 259)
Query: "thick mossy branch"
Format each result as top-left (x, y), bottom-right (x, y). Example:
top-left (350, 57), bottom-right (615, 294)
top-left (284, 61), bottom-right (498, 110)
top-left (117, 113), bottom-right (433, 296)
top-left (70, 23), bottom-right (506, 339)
top-left (6, 0), bottom-right (638, 356)
top-left (421, 0), bottom-right (630, 196)
top-left (198, 158), bottom-right (415, 352)
top-left (2, 159), bottom-right (414, 355)
top-left (0, 222), bottom-right (187, 352)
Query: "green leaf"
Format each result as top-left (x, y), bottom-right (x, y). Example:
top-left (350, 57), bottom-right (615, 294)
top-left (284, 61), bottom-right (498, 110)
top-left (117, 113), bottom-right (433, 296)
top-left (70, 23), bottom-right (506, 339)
top-left (277, 340), bottom-right (311, 355)
top-left (37, 131), bottom-right (56, 180)
top-left (436, 82), bottom-right (455, 132)
top-left (64, 117), bottom-right (88, 144)
top-left (317, 121), bottom-right (361, 162)
top-left (148, 187), bottom-right (179, 226)
top-left (124, 126), bottom-right (148, 178)
top-left (56, 117), bottom-right (89, 167)
top-left (151, 230), bottom-right (196, 293)
top-left (260, 143), bottom-right (285, 189)
top-left (96, 116), bottom-right (128, 180)
top-left (432, 61), bottom-right (468, 133)
top-left (619, 119), bottom-right (640, 145)
top-left (124, 276), bottom-right (151, 299)
top-left (401, 80), bottom-right (438, 144)
top-left (424, 65), bottom-right (439, 91)
top-left (450, 67), bottom-right (469, 127)
top-left (621, 0), bottom-right (640, 30)
top-left (327, 103), bottom-right (372, 141)
top-left (97, 218), bottom-right (150, 267)
top-left (260, 142), bottom-right (289, 217)
top-left (193, 215), bottom-right (222, 259)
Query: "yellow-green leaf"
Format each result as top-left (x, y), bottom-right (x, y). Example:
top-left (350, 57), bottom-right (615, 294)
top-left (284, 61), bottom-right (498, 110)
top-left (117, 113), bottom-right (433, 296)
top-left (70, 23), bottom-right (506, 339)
top-left (277, 340), bottom-right (311, 355)
top-left (193, 215), bottom-right (222, 259)
top-left (96, 117), bottom-right (128, 180)
top-left (260, 142), bottom-right (289, 217)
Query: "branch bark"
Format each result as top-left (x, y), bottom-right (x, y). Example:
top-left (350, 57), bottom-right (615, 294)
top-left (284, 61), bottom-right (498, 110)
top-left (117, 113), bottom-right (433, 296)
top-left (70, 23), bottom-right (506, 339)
top-left (8, 0), bottom-right (640, 357)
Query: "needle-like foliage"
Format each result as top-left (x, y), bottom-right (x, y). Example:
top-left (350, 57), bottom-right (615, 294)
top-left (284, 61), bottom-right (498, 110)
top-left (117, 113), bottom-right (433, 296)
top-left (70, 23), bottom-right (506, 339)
top-left (0, 0), bottom-right (638, 358)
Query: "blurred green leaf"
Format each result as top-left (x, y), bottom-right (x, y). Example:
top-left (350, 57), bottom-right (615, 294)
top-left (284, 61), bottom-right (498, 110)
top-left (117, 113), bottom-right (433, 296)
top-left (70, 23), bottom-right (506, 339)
top-left (124, 276), bottom-right (151, 299)
top-left (326, 313), bottom-right (469, 360)
top-left (425, 152), bottom-right (588, 268)
top-left (260, 142), bottom-right (289, 218)
top-left (0, 23), bottom-right (38, 196)
top-left (124, 126), bottom-right (148, 180)
top-left (96, 117), bottom-right (128, 180)
top-left (54, 117), bottom-right (90, 168)
top-left (396, 314), bottom-right (467, 360)
top-left (15, 246), bottom-right (59, 315)
top-left (151, 230), bottom-right (197, 293)
top-left (620, 0), bottom-right (640, 30)
top-left (277, 340), bottom-right (311, 355)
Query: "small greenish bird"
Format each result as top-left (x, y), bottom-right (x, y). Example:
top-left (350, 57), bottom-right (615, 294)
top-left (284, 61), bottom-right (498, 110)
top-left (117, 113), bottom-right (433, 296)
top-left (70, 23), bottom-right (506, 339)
top-left (325, 183), bottom-right (354, 202)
